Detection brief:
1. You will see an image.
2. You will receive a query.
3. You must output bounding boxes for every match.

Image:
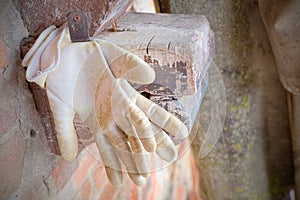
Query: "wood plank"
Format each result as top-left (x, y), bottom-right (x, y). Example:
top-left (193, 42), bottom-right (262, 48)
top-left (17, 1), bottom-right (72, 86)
top-left (98, 12), bottom-right (214, 96)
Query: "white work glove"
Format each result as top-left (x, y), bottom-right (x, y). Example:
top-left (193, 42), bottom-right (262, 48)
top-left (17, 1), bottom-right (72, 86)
top-left (22, 25), bottom-right (188, 186)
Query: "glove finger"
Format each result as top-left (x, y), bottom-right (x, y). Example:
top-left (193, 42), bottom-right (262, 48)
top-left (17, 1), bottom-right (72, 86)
top-left (120, 80), bottom-right (189, 140)
top-left (98, 40), bottom-right (155, 84)
top-left (104, 166), bottom-right (123, 186)
top-left (22, 26), bottom-right (57, 67)
top-left (111, 85), bottom-right (144, 141)
top-left (111, 85), bottom-right (156, 152)
top-left (47, 90), bottom-right (78, 161)
top-left (152, 124), bottom-right (178, 162)
top-left (128, 173), bottom-right (147, 186)
top-left (128, 135), bottom-right (152, 174)
top-left (24, 26), bottom-right (65, 88)
top-left (103, 126), bottom-right (149, 186)
top-left (94, 133), bottom-right (123, 186)
top-left (128, 104), bottom-right (156, 152)
top-left (137, 97), bottom-right (188, 140)
top-left (104, 125), bottom-right (139, 173)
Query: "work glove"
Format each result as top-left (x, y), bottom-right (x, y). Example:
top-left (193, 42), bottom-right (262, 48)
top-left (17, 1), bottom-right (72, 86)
top-left (22, 25), bottom-right (188, 186)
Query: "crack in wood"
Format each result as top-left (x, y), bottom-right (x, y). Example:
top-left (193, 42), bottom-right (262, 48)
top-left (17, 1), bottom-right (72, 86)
top-left (146, 35), bottom-right (155, 54)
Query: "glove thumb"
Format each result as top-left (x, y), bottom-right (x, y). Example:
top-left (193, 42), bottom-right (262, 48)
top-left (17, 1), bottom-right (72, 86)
top-left (98, 41), bottom-right (155, 84)
top-left (47, 90), bottom-right (78, 161)
top-left (23, 26), bottom-right (62, 88)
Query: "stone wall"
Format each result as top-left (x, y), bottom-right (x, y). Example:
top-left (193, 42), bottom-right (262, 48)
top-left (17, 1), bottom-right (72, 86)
top-left (0, 1), bottom-right (53, 198)
top-left (157, 0), bottom-right (295, 199)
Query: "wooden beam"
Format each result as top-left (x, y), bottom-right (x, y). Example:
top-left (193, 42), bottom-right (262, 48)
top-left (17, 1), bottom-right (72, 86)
top-left (18, 0), bottom-right (132, 36)
top-left (21, 12), bottom-right (214, 154)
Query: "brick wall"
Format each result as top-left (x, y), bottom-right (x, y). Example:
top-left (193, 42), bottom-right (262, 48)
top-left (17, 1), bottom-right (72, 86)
top-left (45, 144), bottom-right (200, 200)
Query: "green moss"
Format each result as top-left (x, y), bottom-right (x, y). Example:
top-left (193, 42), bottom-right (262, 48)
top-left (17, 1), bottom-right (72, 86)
top-left (233, 143), bottom-right (241, 151)
top-left (235, 186), bottom-right (245, 193)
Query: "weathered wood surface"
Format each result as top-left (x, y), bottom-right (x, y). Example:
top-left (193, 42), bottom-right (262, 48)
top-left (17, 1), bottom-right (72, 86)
top-left (98, 12), bottom-right (214, 96)
top-left (18, 0), bottom-right (132, 36)
top-left (22, 12), bottom-right (214, 154)
top-left (98, 12), bottom-right (214, 142)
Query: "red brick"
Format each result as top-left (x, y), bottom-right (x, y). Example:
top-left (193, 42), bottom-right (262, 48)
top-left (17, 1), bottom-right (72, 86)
top-left (141, 178), bottom-right (151, 200)
top-left (190, 154), bottom-right (199, 193)
top-left (187, 191), bottom-right (200, 200)
top-left (130, 186), bottom-right (138, 200)
top-left (178, 140), bottom-right (190, 158)
top-left (83, 143), bottom-right (103, 165)
top-left (92, 164), bottom-right (107, 190)
top-left (148, 174), bottom-right (158, 200)
top-left (85, 143), bottom-right (99, 156)
top-left (176, 186), bottom-right (184, 200)
top-left (74, 179), bottom-right (92, 200)
top-left (50, 159), bottom-right (79, 192)
top-left (72, 151), bottom-right (97, 187)
top-left (99, 181), bottom-right (116, 200)
top-left (0, 39), bottom-right (8, 68)
top-left (115, 177), bottom-right (135, 199)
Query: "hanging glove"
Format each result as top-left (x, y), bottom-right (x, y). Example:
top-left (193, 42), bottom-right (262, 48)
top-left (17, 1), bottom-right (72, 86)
top-left (22, 25), bottom-right (188, 185)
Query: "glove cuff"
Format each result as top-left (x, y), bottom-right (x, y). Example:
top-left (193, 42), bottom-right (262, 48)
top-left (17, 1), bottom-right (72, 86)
top-left (22, 25), bottom-right (64, 88)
